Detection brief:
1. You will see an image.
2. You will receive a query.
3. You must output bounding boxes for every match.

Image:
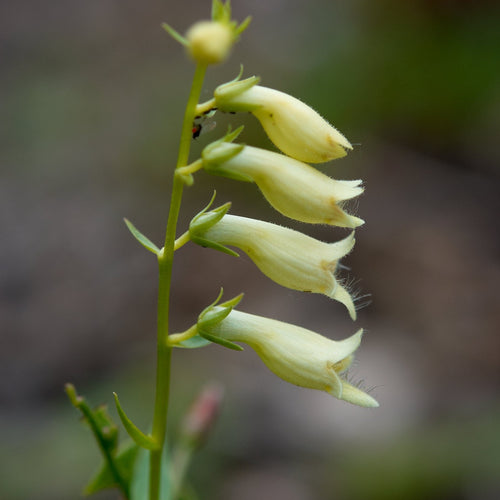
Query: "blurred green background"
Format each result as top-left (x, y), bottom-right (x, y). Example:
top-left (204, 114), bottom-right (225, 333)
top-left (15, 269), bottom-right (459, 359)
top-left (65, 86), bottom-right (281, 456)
top-left (1, 0), bottom-right (499, 499)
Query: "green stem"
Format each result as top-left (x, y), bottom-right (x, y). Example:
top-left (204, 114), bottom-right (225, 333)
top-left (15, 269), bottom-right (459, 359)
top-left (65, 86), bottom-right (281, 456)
top-left (167, 324), bottom-right (199, 346)
top-left (174, 231), bottom-right (191, 251)
top-left (149, 63), bottom-right (207, 500)
top-left (195, 98), bottom-right (216, 116)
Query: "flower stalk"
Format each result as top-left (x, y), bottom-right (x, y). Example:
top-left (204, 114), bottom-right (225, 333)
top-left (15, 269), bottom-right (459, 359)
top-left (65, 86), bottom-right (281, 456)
top-left (149, 62), bottom-right (207, 500)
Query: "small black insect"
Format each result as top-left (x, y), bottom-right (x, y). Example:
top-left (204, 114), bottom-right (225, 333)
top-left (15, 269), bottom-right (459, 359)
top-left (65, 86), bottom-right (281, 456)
top-left (192, 109), bottom-right (218, 140)
top-left (192, 123), bottom-right (203, 139)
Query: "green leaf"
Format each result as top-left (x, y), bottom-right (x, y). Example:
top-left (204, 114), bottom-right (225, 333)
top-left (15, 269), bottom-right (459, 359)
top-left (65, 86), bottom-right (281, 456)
top-left (130, 447), bottom-right (171, 500)
top-left (124, 218), bottom-right (160, 255)
top-left (84, 441), bottom-right (139, 496)
top-left (175, 335), bottom-right (212, 349)
top-left (114, 393), bottom-right (160, 450)
top-left (93, 405), bottom-right (119, 453)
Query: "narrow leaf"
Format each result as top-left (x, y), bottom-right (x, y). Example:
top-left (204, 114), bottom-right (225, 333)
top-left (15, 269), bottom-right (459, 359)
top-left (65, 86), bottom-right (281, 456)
top-left (84, 441), bottom-right (139, 496)
top-left (93, 405), bottom-right (119, 453)
top-left (65, 383), bottom-right (84, 410)
top-left (113, 393), bottom-right (160, 450)
top-left (124, 218), bottom-right (160, 255)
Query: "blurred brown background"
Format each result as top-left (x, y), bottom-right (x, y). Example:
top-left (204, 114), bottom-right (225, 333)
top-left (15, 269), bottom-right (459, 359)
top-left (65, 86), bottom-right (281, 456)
top-left (1, 0), bottom-right (499, 499)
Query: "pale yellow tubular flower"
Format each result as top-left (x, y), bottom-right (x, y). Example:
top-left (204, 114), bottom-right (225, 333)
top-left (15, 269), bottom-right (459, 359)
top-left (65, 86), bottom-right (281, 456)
top-left (199, 214), bottom-right (357, 319)
top-left (214, 83), bottom-right (352, 163)
top-left (201, 309), bottom-right (378, 407)
top-left (201, 142), bottom-right (364, 228)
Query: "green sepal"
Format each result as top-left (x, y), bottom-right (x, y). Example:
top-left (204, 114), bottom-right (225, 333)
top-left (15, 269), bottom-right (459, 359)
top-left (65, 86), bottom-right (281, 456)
top-left (202, 132), bottom-right (245, 164)
top-left (211, 1), bottom-right (251, 39)
top-left (130, 446), bottom-right (171, 500)
top-left (214, 76), bottom-right (261, 112)
top-left (161, 22), bottom-right (189, 47)
top-left (192, 236), bottom-right (239, 257)
top-left (113, 393), bottom-right (160, 451)
top-left (198, 331), bottom-right (243, 351)
top-left (190, 195), bottom-right (230, 233)
top-left (235, 16), bottom-right (252, 37)
top-left (219, 292), bottom-right (244, 309)
top-left (226, 64), bottom-right (245, 85)
top-left (198, 289), bottom-right (244, 322)
top-left (202, 136), bottom-right (254, 183)
top-left (224, 124), bottom-right (245, 143)
top-left (124, 218), bottom-right (160, 255)
top-left (84, 441), bottom-right (139, 496)
top-left (205, 163), bottom-right (253, 183)
top-left (212, 0), bottom-right (231, 23)
top-left (175, 335), bottom-right (213, 349)
top-left (199, 304), bottom-right (233, 329)
top-left (196, 291), bottom-right (244, 350)
top-left (189, 197), bottom-right (240, 257)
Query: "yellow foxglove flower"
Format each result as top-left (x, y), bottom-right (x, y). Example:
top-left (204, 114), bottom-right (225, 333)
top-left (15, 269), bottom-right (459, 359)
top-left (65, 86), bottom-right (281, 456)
top-left (213, 77), bottom-right (352, 163)
top-left (193, 214), bottom-right (357, 319)
top-left (199, 309), bottom-right (378, 407)
top-left (202, 142), bottom-right (364, 228)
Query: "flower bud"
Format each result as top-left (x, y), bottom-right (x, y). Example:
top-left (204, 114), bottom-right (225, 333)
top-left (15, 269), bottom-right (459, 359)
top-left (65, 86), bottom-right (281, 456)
top-left (202, 142), bottom-right (364, 228)
top-left (186, 21), bottom-right (234, 65)
top-left (200, 309), bottom-right (378, 407)
top-left (194, 214), bottom-right (358, 319)
top-left (180, 383), bottom-right (224, 448)
top-left (214, 79), bottom-right (352, 163)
